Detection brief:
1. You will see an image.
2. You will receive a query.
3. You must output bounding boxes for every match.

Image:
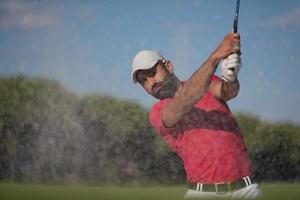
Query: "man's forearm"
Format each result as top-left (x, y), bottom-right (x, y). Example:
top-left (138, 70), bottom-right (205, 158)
top-left (179, 52), bottom-right (220, 107)
top-left (221, 79), bottom-right (240, 101)
top-left (210, 79), bottom-right (240, 101)
top-left (162, 52), bottom-right (220, 127)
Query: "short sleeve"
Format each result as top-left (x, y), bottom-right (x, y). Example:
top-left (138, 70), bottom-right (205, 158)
top-left (149, 99), bottom-right (172, 136)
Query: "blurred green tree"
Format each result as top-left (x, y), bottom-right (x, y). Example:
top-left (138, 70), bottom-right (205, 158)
top-left (0, 76), bottom-right (299, 184)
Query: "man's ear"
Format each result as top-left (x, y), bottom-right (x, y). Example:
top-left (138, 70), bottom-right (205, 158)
top-left (165, 60), bottom-right (174, 74)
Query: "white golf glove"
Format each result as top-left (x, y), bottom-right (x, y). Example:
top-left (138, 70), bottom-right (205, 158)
top-left (221, 53), bottom-right (242, 82)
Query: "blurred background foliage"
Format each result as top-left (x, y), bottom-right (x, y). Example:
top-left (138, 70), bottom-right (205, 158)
top-left (0, 76), bottom-right (299, 184)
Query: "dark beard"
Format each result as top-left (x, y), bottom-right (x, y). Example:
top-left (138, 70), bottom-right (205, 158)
top-left (152, 74), bottom-right (179, 100)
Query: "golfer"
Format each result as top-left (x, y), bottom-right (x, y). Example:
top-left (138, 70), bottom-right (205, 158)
top-left (131, 33), bottom-right (261, 199)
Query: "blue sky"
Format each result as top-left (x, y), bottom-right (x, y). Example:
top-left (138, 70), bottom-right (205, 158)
top-left (0, 0), bottom-right (300, 124)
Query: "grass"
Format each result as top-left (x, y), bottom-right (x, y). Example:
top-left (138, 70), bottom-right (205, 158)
top-left (0, 182), bottom-right (300, 200)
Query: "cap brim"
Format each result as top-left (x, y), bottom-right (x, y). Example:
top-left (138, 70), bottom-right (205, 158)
top-left (131, 60), bottom-right (158, 83)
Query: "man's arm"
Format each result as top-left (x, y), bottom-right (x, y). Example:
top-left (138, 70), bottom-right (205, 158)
top-left (209, 79), bottom-right (240, 101)
top-left (162, 33), bottom-right (240, 128)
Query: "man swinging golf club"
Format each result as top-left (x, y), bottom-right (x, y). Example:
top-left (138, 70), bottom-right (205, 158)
top-left (131, 31), bottom-right (261, 199)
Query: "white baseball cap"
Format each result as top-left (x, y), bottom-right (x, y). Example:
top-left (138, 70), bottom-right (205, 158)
top-left (131, 50), bottom-right (165, 83)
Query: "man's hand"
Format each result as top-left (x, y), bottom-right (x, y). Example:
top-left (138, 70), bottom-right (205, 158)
top-left (221, 53), bottom-right (241, 82)
top-left (213, 33), bottom-right (240, 61)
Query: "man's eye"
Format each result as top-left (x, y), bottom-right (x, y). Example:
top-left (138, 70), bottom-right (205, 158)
top-left (146, 67), bottom-right (156, 77)
top-left (149, 70), bottom-right (156, 77)
top-left (137, 75), bottom-right (147, 85)
top-left (140, 77), bottom-right (147, 84)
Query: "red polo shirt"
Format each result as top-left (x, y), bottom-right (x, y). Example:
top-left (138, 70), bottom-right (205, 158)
top-left (149, 75), bottom-right (252, 183)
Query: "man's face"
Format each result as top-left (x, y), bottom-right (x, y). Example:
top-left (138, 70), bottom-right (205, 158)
top-left (135, 61), bottom-right (178, 100)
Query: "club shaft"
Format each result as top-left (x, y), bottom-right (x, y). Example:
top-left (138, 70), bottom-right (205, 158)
top-left (233, 0), bottom-right (240, 33)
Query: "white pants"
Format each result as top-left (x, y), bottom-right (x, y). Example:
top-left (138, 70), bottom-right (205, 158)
top-left (184, 183), bottom-right (262, 199)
